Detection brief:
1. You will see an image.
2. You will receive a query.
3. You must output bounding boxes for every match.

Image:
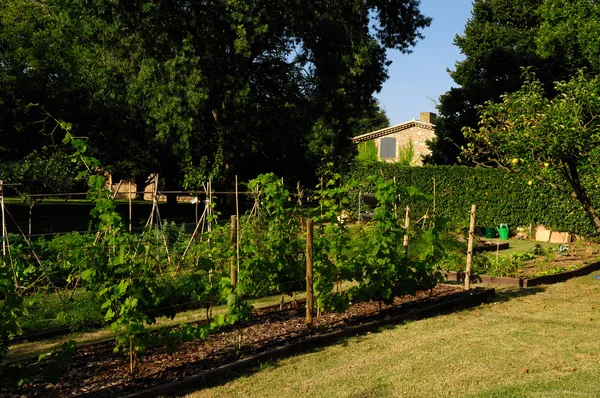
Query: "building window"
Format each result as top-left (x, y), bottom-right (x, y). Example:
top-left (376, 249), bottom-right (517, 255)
top-left (379, 137), bottom-right (396, 159)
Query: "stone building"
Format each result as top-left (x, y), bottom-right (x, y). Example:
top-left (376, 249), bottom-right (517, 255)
top-left (351, 112), bottom-right (436, 165)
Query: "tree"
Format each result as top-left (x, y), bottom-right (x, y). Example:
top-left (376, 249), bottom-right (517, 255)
top-left (537, 0), bottom-right (600, 74)
top-left (1, 0), bottom-right (432, 196)
top-left (426, 0), bottom-right (567, 164)
top-left (0, 0), bottom-right (157, 190)
top-left (0, 0), bottom-right (74, 159)
top-left (463, 70), bottom-right (600, 233)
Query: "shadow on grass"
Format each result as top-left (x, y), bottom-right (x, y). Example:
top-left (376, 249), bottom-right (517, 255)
top-left (493, 286), bottom-right (545, 303)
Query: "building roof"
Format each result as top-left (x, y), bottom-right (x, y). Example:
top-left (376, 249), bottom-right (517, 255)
top-left (351, 119), bottom-right (435, 143)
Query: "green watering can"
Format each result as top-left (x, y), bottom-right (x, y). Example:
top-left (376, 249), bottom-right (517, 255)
top-left (496, 224), bottom-right (509, 240)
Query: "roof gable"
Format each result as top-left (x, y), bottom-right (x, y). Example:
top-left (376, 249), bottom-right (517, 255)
top-left (351, 119), bottom-right (435, 143)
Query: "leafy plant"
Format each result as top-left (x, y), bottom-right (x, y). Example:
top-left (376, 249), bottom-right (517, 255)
top-left (397, 140), bottom-right (415, 166)
top-left (356, 140), bottom-right (378, 162)
top-left (239, 173), bottom-right (304, 306)
top-left (557, 244), bottom-right (570, 255)
top-left (312, 164), bottom-right (356, 313)
top-left (531, 244), bottom-right (546, 256)
top-left (348, 175), bottom-right (441, 307)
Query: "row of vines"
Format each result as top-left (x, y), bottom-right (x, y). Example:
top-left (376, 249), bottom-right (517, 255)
top-left (0, 130), bottom-right (448, 387)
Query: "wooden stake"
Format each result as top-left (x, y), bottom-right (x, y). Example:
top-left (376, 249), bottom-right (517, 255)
top-left (358, 190), bottom-right (361, 224)
top-left (128, 181), bottom-right (132, 233)
top-left (496, 240), bottom-right (500, 263)
top-left (305, 218), bottom-right (314, 327)
top-left (465, 204), bottom-right (477, 290)
top-left (113, 179), bottom-right (123, 199)
top-left (129, 338), bottom-right (133, 375)
top-left (1, 181), bottom-right (5, 258)
top-left (207, 181), bottom-right (212, 234)
top-left (403, 206), bottom-right (411, 264)
top-left (393, 176), bottom-right (397, 218)
top-left (181, 203), bottom-right (208, 260)
top-left (230, 215), bottom-right (237, 290)
top-left (28, 199), bottom-right (34, 237)
top-left (235, 175), bottom-right (240, 279)
top-left (432, 178), bottom-right (436, 213)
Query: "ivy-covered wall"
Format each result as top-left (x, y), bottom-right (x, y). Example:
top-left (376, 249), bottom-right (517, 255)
top-left (346, 162), bottom-right (596, 236)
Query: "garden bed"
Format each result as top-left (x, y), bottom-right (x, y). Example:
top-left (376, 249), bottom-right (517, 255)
top-left (443, 239), bottom-right (600, 286)
top-left (444, 260), bottom-right (600, 287)
top-left (0, 285), bottom-right (493, 398)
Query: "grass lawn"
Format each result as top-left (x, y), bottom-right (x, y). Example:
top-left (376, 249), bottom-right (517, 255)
top-left (183, 275), bottom-right (600, 398)
top-left (491, 238), bottom-right (561, 254)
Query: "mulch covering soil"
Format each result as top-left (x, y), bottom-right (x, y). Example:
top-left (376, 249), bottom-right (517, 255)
top-left (2, 285), bottom-right (472, 397)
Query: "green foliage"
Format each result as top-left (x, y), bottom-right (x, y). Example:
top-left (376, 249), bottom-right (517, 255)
top-left (347, 162), bottom-right (599, 236)
top-left (428, 0), bottom-right (552, 164)
top-left (0, 148), bottom-right (80, 195)
top-left (0, 292), bottom-right (25, 362)
top-left (396, 140), bottom-right (415, 166)
top-left (312, 165), bottom-right (356, 312)
top-left (238, 173), bottom-right (304, 298)
top-left (348, 176), bottom-right (442, 305)
top-left (312, 165), bottom-right (444, 311)
top-left (356, 141), bottom-right (379, 163)
top-left (36, 340), bottom-right (77, 384)
top-left (464, 70), bottom-right (600, 233)
top-left (531, 244), bottom-right (546, 256)
top-left (537, 0), bottom-right (600, 74)
top-left (0, 0), bottom-right (431, 189)
top-left (166, 291), bottom-right (253, 354)
top-left (442, 251), bottom-right (534, 278)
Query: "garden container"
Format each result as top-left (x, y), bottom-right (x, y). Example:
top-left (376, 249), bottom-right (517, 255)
top-left (497, 224), bottom-right (509, 240)
top-left (485, 227), bottom-right (496, 239)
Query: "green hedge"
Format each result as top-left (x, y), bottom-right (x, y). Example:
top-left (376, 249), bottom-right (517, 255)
top-left (346, 162), bottom-right (596, 236)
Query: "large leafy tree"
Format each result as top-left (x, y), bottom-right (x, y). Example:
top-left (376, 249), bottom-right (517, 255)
top-left (1, 0), bottom-right (431, 195)
top-left (0, 0), bottom-right (75, 159)
top-left (536, 0), bottom-right (600, 74)
top-left (426, 0), bottom-right (567, 164)
top-left (0, 0), bottom-right (156, 190)
top-left (464, 70), bottom-right (600, 233)
top-left (462, 0), bottom-right (600, 233)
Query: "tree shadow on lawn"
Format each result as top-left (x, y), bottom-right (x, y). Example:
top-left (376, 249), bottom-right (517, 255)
top-left (493, 286), bottom-right (545, 303)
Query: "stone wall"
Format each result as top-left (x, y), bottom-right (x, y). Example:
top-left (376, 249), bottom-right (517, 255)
top-left (373, 125), bottom-right (435, 165)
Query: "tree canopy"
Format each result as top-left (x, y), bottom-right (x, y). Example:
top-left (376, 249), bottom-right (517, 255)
top-left (537, 0), bottom-right (600, 73)
top-left (464, 70), bottom-right (600, 233)
top-left (427, 0), bottom-right (575, 164)
top-left (0, 0), bottom-right (431, 194)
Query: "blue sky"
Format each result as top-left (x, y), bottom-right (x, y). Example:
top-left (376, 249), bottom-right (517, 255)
top-left (375, 0), bottom-right (474, 126)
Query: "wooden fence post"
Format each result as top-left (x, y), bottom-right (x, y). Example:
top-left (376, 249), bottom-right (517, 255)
top-left (1, 180), bottom-right (5, 258)
top-left (403, 206), bottom-right (411, 264)
top-left (128, 181), bottom-right (132, 233)
top-left (235, 175), bottom-right (240, 280)
top-left (465, 204), bottom-right (477, 290)
top-left (306, 218), bottom-right (314, 327)
top-left (230, 215), bottom-right (237, 290)
top-left (28, 200), bottom-right (34, 237)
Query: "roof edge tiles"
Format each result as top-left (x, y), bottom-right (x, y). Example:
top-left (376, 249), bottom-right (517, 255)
top-left (351, 120), bottom-right (435, 143)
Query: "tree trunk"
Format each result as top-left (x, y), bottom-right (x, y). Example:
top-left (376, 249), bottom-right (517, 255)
top-left (561, 160), bottom-right (600, 234)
